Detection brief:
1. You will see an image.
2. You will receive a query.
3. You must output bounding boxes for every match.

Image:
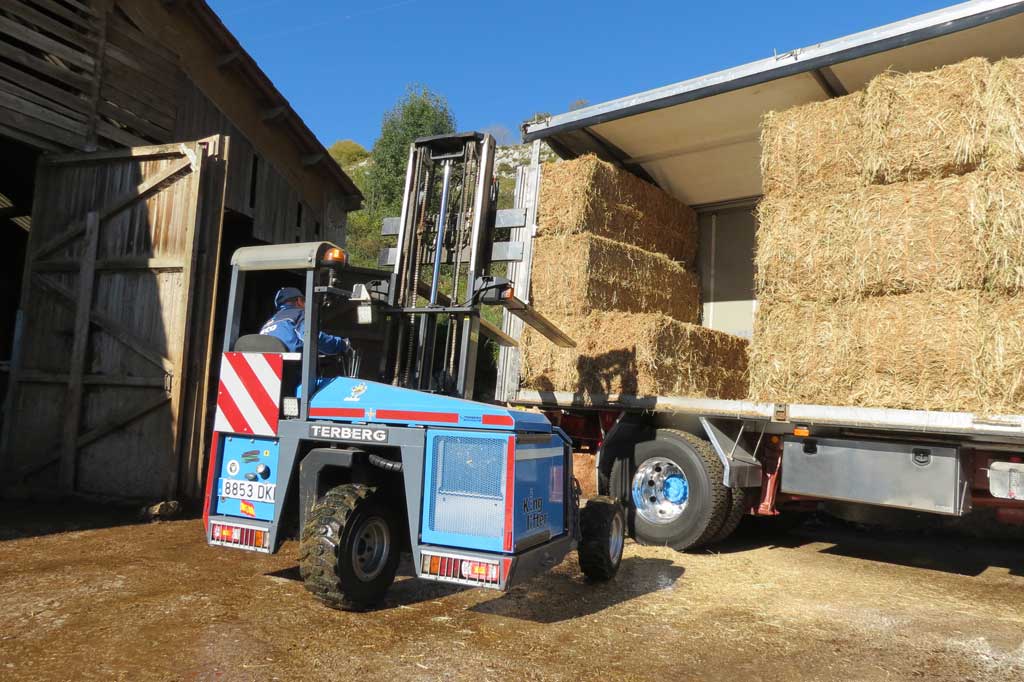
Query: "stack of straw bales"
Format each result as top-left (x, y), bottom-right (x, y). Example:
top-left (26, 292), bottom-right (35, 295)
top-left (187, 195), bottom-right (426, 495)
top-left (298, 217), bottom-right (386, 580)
top-left (521, 155), bottom-right (748, 399)
top-left (752, 57), bottom-right (1024, 413)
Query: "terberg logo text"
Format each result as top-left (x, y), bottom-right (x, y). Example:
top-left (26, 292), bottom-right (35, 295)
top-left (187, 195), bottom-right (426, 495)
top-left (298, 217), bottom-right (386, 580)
top-left (309, 424), bottom-right (387, 443)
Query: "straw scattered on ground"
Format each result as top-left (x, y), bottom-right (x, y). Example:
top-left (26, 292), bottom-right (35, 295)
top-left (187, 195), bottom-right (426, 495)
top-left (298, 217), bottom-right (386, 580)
top-left (521, 312), bottom-right (748, 399)
top-left (748, 291), bottom-right (1024, 413)
top-left (537, 155), bottom-right (699, 265)
top-left (531, 234), bottom-right (700, 322)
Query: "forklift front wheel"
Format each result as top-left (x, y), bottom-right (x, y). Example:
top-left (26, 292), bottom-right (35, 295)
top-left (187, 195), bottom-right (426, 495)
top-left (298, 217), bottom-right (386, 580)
top-left (299, 484), bottom-right (400, 611)
top-left (578, 496), bottom-right (626, 581)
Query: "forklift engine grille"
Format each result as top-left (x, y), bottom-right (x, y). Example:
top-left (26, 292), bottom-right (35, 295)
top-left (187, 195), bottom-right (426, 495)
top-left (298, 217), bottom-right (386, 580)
top-left (429, 435), bottom-right (506, 538)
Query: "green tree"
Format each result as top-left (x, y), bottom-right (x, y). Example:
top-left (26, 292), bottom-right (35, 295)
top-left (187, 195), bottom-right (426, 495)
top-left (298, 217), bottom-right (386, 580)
top-left (366, 84), bottom-right (456, 213)
top-left (327, 139), bottom-right (369, 170)
top-left (340, 85), bottom-right (456, 268)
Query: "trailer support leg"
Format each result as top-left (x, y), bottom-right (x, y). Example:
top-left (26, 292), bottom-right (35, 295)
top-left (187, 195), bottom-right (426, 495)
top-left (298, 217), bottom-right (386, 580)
top-left (757, 435), bottom-right (784, 516)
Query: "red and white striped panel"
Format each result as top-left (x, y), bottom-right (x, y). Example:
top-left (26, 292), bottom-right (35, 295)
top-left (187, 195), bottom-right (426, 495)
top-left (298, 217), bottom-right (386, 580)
top-left (213, 352), bottom-right (283, 437)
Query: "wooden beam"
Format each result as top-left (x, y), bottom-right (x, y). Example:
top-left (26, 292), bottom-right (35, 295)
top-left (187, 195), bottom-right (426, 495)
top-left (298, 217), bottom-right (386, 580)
top-left (60, 212), bottom-right (99, 492)
top-left (216, 51), bottom-right (241, 69)
top-left (0, 206), bottom-right (26, 220)
top-left (31, 274), bottom-right (176, 374)
top-left (33, 155), bottom-right (193, 260)
top-left (16, 392), bottom-right (171, 480)
top-left (301, 152), bottom-right (324, 167)
top-left (75, 382), bottom-right (171, 450)
top-left (261, 105), bottom-right (287, 122)
top-left (33, 256), bottom-right (184, 272)
top-left (0, 16), bottom-right (94, 71)
top-left (19, 370), bottom-right (166, 387)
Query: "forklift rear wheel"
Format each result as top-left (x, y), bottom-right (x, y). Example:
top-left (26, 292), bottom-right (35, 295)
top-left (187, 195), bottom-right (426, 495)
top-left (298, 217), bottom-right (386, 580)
top-left (578, 496), bottom-right (625, 581)
top-left (299, 484), bottom-right (400, 611)
top-left (610, 429), bottom-right (729, 551)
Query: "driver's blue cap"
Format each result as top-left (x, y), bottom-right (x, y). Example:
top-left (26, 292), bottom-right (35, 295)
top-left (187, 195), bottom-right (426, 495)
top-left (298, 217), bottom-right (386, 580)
top-left (274, 287), bottom-right (303, 308)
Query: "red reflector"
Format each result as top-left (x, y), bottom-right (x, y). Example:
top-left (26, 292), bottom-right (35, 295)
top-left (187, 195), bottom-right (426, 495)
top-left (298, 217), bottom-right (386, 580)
top-left (309, 407), bottom-right (366, 418)
top-left (376, 409), bottom-right (459, 424)
top-left (482, 413), bottom-right (514, 427)
top-left (503, 436), bottom-right (516, 552)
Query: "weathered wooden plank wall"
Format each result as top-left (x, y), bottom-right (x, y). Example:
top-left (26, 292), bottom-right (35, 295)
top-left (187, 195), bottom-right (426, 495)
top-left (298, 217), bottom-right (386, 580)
top-left (2, 142), bottom-right (216, 498)
top-left (0, 0), bottom-right (182, 150)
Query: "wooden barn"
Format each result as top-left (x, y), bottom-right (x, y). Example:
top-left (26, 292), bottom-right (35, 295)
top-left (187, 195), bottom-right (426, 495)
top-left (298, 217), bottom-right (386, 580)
top-left (0, 0), bottom-right (363, 502)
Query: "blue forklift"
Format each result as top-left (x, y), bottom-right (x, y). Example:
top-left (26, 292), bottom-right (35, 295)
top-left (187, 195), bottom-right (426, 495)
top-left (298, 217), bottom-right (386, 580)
top-left (203, 132), bottom-right (625, 610)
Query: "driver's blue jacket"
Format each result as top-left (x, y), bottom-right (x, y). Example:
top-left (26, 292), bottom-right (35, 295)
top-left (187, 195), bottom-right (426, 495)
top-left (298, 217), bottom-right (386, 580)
top-left (259, 305), bottom-right (349, 354)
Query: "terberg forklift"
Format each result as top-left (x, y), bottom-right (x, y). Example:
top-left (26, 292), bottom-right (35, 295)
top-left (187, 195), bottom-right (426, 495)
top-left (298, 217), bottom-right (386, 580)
top-left (203, 132), bottom-right (625, 610)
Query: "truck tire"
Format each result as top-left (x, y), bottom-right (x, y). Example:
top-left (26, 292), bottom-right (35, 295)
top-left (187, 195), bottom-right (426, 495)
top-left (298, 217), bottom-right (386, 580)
top-left (610, 429), bottom-right (729, 551)
top-left (707, 487), bottom-right (748, 545)
top-left (578, 496), bottom-right (625, 581)
top-left (298, 484), bottom-right (400, 611)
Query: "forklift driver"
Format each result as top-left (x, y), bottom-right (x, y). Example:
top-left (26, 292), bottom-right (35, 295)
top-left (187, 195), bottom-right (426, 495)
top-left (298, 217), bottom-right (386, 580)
top-left (260, 286), bottom-right (350, 355)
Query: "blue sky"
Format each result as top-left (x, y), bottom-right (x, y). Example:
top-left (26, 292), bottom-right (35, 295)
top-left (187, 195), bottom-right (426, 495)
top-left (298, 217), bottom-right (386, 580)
top-left (208, 0), bottom-right (954, 150)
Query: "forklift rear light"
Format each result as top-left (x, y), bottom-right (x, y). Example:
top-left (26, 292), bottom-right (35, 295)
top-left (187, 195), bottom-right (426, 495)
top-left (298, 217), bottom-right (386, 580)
top-left (210, 522), bottom-right (270, 552)
top-left (421, 552), bottom-right (500, 585)
top-left (793, 425), bottom-right (811, 437)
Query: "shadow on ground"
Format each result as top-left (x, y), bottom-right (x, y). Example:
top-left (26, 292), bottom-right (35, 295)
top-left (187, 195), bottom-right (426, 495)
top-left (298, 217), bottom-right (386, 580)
top-left (713, 513), bottom-right (1024, 578)
top-left (267, 554), bottom-right (685, 620)
top-left (266, 559), bottom-right (468, 610)
top-left (0, 499), bottom-right (182, 542)
top-left (470, 556), bottom-right (684, 623)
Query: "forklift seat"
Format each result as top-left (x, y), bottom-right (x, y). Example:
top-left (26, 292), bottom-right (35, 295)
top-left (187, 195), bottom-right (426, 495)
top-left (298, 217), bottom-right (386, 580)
top-left (234, 334), bottom-right (288, 353)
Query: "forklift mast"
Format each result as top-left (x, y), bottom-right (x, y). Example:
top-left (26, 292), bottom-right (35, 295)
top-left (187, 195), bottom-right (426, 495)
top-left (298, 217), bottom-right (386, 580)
top-left (380, 132), bottom-right (572, 401)
top-left (386, 132), bottom-right (495, 398)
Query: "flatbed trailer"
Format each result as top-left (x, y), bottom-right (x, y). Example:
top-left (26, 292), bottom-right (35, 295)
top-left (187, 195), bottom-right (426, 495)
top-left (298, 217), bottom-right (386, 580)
top-left (486, 0), bottom-right (1024, 549)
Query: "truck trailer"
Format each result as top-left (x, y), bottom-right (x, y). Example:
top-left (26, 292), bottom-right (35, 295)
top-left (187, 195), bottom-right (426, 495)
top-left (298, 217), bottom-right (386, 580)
top-left (490, 0), bottom-right (1024, 550)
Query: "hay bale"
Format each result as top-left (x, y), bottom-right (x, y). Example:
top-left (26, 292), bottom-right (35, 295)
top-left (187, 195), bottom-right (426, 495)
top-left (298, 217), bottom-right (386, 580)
top-left (985, 57), bottom-right (1024, 172)
top-left (982, 171), bottom-right (1024, 292)
top-left (748, 292), bottom-right (1024, 413)
top-left (530, 234), bottom-right (700, 323)
top-left (755, 172), bottom-right (1024, 302)
top-left (863, 58), bottom-right (992, 184)
top-left (760, 92), bottom-right (867, 197)
top-left (756, 171), bottom-right (1024, 302)
top-left (520, 312), bottom-right (748, 399)
top-left (537, 155), bottom-right (698, 264)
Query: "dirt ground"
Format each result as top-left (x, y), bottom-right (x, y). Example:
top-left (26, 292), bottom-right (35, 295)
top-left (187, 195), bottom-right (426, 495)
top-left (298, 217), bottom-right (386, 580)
top-left (0, 503), bottom-right (1022, 682)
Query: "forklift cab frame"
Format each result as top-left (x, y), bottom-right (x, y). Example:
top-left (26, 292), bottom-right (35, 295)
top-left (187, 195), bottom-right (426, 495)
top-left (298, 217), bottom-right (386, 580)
top-left (222, 241), bottom-right (349, 421)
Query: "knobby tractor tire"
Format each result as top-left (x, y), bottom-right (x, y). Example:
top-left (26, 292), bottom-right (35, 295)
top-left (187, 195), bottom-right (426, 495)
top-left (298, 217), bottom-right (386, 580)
top-left (610, 429), bottom-right (730, 552)
top-left (298, 484), bottom-right (400, 612)
top-left (578, 496), bottom-right (625, 581)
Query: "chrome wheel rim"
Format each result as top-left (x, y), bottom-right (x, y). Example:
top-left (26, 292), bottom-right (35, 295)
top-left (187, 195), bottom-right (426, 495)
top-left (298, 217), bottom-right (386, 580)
top-left (609, 512), bottom-right (624, 561)
top-left (631, 457), bottom-right (689, 525)
top-left (352, 517), bottom-right (390, 581)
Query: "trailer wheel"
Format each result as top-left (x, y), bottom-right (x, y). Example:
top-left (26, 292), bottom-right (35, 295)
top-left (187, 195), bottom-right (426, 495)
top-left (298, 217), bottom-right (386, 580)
top-left (298, 484), bottom-right (400, 611)
top-left (578, 496), bottom-right (625, 581)
top-left (707, 487), bottom-right (748, 545)
top-left (610, 429), bottom-right (729, 551)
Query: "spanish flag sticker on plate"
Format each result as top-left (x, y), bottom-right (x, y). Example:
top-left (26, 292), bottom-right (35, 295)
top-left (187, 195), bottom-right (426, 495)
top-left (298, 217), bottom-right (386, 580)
top-left (240, 500), bottom-right (256, 517)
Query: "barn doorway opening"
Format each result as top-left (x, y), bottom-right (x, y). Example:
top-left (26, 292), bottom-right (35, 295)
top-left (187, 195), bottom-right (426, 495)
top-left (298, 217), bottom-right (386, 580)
top-left (0, 136), bottom-right (39, 416)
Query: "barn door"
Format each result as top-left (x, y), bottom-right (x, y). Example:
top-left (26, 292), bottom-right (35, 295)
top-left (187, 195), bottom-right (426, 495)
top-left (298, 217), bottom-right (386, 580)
top-left (1, 140), bottom-right (221, 499)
